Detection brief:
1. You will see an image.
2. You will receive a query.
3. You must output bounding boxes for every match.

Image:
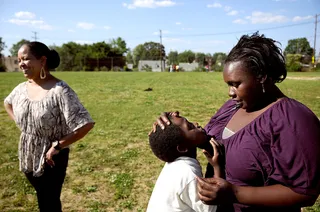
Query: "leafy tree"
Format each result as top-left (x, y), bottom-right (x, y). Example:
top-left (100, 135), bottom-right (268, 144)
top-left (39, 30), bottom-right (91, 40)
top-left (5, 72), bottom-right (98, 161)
top-left (195, 52), bottom-right (206, 66)
top-left (0, 37), bottom-right (6, 56)
top-left (284, 38), bottom-right (313, 56)
top-left (0, 37), bottom-right (7, 72)
top-left (212, 52), bottom-right (227, 64)
top-left (110, 37), bottom-right (128, 55)
top-left (126, 51), bottom-right (134, 64)
top-left (178, 50), bottom-right (195, 63)
top-left (9, 39), bottom-right (30, 56)
top-left (133, 44), bottom-right (146, 66)
top-left (285, 54), bottom-right (302, 72)
top-left (167, 51), bottom-right (178, 65)
top-left (55, 42), bottom-right (86, 71)
top-left (132, 42), bottom-right (165, 66)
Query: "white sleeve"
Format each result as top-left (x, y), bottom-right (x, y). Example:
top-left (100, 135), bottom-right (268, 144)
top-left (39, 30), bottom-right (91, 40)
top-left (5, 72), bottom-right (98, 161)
top-left (180, 179), bottom-right (217, 212)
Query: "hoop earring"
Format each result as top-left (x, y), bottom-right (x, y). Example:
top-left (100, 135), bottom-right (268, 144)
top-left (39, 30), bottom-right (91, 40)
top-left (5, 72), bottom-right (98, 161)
top-left (261, 83), bottom-right (265, 93)
top-left (40, 67), bottom-right (46, 79)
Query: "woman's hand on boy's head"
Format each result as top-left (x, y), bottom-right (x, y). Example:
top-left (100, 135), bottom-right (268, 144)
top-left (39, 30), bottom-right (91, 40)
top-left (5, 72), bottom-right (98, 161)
top-left (203, 138), bottom-right (225, 168)
top-left (148, 111), bottom-right (180, 135)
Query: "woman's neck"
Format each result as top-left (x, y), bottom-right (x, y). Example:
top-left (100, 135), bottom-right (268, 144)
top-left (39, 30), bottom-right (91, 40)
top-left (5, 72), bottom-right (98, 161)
top-left (248, 85), bottom-right (286, 112)
top-left (28, 73), bottom-right (54, 86)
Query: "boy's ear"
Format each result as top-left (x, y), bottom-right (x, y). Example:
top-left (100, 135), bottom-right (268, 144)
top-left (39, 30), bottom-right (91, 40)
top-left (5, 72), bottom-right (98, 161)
top-left (177, 144), bottom-right (188, 153)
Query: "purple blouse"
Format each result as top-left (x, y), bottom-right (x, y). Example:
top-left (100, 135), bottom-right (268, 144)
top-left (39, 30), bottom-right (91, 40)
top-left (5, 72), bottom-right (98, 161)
top-left (204, 97), bottom-right (320, 212)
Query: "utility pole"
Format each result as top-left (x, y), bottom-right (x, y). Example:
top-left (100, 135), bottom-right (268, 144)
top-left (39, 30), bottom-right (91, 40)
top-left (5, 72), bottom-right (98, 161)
top-left (313, 14), bottom-right (319, 68)
top-left (32, 31), bottom-right (38, 41)
top-left (159, 29), bottom-right (163, 72)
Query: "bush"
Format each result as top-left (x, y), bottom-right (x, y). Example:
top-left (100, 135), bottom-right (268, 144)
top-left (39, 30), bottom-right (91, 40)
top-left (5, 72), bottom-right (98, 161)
top-left (285, 54), bottom-right (302, 72)
top-left (112, 66), bottom-right (122, 72)
top-left (100, 66), bottom-right (109, 72)
top-left (141, 65), bottom-right (152, 72)
top-left (0, 64), bottom-right (6, 72)
top-left (286, 62), bottom-right (302, 72)
top-left (193, 67), bottom-right (206, 72)
top-left (213, 64), bottom-right (224, 72)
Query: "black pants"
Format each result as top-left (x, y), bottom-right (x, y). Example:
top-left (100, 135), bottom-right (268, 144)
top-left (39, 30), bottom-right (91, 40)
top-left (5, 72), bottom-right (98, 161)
top-left (25, 148), bottom-right (69, 212)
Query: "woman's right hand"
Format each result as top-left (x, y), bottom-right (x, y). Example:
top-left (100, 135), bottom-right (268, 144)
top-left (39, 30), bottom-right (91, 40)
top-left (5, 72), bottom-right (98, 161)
top-left (148, 111), bottom-right (180, 135)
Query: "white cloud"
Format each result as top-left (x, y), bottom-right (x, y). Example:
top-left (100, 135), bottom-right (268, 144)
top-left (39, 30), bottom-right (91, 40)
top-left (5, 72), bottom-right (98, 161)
top-left (233, 19), bottom-right (247, 24)
top-left (182, 27), bottom-right (193, 30)
top-left (8, 12), bottom-right (52, 30)
top-left (122, 0), bottom-right (176, 9)
top-left (227, 10), bottom-right (238, 16)
top-left (68, 29), bottom-right (75, 33)
top-left (8, 18), bottom-right (53, 30)
top-left (224, 6), bottom-right (232, 12)
top-left (207, 3), bottom-right (222, 8)
top-left (246, 11), bottom-right (288, 24)
top-left (176, 22), bottom-right (181, 25)
top-left (207, 4), bottom-right (238, 16)
top-left (15, 11), bottom-right (35, 19)
top-left (104, 26), bottom-right (111, 30)
top-left (292, 15), bottom-right (313, 22)
top-left (77, 22), bottom-right (95, 30)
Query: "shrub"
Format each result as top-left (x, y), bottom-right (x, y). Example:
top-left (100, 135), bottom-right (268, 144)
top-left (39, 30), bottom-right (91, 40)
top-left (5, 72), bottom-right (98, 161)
top-left (286, 62), bottom-right (302, 72)
top-left (193, 67), bottom-right (206, 72)
top-left (0, 64), bottom-right (6, 72)
top-left (213, 64), bottom-right (224, 72)
top-left (141, 64), bottom-right (152, 72)
top-left (100, 66), bottom-right (109, 72)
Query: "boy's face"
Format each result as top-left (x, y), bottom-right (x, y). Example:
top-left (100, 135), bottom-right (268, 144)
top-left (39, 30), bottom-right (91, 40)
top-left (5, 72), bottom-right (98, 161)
top-left (170, 115), bottom-right (208, 147)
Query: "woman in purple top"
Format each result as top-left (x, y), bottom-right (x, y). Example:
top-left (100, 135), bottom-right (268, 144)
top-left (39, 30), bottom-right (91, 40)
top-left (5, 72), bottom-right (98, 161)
top-left (151, 32), bottom-right (320, 212)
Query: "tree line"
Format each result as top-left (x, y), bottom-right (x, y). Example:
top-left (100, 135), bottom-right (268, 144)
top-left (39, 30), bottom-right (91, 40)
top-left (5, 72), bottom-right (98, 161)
top-left (0, 36), bottom-right (317, 72)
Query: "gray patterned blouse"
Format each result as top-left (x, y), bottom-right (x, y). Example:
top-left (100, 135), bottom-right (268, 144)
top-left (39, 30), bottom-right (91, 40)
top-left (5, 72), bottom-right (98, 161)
top-left (4, 81), bottom-right (94, 177)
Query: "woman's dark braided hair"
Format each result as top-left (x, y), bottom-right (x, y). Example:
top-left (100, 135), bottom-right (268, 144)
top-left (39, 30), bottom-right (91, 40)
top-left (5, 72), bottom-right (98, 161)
top-left (225, 32), bottom-right (287, 83)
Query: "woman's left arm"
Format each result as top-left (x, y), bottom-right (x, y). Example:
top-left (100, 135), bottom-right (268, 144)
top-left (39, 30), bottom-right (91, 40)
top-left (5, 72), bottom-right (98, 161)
top-left (197, 177), bottom-right (317, 207)
top-left (46, 83), bottom-right (95, 166)
top-left (46, 123), bottom-right (94, 166)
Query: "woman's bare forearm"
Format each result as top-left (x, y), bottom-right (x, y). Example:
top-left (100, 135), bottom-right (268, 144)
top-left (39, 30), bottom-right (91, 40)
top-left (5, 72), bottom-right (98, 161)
top-left (4, 103), bottom-right (15, 120)
top-left (58, 123), bottom-right (94, 149)
top-left (233, 184), bottom-right (316, 207)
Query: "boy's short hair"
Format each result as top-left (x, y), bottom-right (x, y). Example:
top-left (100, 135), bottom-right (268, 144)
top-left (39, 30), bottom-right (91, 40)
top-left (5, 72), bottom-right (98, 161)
top-left (149, 124), bottom-right (184, 162)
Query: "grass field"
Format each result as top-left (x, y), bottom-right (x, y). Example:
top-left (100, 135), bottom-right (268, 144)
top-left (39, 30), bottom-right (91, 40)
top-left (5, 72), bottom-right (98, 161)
top-left (0, 72), bottom-right (319, 212)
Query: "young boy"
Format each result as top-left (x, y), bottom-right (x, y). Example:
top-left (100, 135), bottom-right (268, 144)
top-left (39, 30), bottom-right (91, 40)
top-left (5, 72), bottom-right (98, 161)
top-left (147, 114), bottom-right (224, 212)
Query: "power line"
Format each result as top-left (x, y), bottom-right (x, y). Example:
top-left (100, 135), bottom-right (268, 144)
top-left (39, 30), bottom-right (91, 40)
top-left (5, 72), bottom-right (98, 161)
top-left (164, 21), bottom-right (314, 38)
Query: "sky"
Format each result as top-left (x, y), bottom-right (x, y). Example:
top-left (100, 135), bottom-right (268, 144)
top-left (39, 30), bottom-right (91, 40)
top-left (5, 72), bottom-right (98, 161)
top-left (1, 0), bottom-right (320, 57)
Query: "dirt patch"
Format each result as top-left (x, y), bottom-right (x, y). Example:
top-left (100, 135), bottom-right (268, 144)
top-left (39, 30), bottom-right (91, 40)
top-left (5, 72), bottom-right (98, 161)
top-left (286, 77), bottom-right (320, 80)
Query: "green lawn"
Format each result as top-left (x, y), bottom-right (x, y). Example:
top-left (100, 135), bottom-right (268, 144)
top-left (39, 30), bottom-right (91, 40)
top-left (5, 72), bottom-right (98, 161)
top-left (0, 72), bottom-right (319, 211)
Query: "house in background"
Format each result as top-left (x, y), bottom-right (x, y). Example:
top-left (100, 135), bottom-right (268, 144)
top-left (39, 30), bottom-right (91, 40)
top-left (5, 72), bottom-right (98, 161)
top-left (1, 56), bottom-right (20, 72)
top-left (178, 62), bottom-right (199, 72)
top-left (138, 60), bottom-right (166, 72)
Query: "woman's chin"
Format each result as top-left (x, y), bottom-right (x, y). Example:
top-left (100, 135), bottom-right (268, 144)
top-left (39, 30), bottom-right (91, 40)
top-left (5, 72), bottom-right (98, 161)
top-left (23, 73), bottom-right (34, 80)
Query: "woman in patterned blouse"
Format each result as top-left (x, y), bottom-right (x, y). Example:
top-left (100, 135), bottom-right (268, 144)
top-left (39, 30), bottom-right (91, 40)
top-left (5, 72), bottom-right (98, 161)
top-left (4, 41), bottom-right (95, 212)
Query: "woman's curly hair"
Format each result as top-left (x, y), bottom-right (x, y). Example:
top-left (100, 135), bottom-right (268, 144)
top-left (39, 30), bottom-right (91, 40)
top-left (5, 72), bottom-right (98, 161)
top-left (225, 32), bottom-right (287, 83)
